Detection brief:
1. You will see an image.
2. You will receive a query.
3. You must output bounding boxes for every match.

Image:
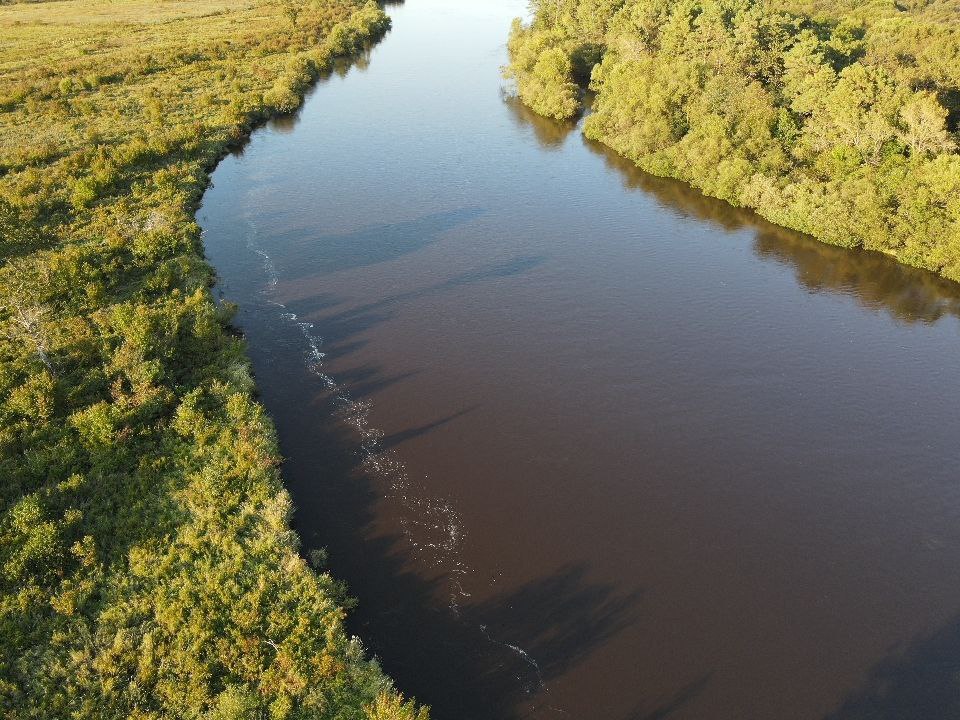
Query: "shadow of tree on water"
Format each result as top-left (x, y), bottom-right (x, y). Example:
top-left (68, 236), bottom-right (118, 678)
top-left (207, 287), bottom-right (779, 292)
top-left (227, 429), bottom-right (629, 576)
top-left (266, 376), bottom-right (639, 719)
top-left (623, 674), bottom-right (712, 720)
top-left (275, 207), bottom-right (486, 280)
top-left (299, 254), bottom-right (547, 352)
top-left (825, 616), bottom-right (960, 720)
top-left (233, 247), bottom-right (637, 718)
top-left (462, 563), bottom-right (641, 694)
top-left (378, 406), bottom-right (476, 450)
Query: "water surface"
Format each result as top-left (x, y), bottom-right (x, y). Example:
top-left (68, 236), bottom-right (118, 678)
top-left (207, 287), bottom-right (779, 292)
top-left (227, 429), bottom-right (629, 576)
top-left (199, 2), bottom-right (960, 717)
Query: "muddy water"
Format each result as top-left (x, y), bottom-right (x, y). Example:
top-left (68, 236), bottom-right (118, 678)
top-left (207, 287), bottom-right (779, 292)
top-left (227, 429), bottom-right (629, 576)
top-left (198, 1), bottom-right (960, 718)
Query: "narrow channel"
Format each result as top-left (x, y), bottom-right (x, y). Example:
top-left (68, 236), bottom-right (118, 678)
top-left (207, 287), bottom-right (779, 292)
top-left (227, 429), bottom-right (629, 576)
top-left (199, 1), bottom-right (960, 717)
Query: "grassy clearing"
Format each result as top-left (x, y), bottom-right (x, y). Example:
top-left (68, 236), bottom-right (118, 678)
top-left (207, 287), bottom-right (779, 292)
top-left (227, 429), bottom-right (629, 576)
top-left (0, 0), bottom-right (428, 718)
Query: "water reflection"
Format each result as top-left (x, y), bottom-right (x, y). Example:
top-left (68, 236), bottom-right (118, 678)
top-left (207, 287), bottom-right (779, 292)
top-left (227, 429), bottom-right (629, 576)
top-left (502, 94), bottom-right (960, 324)
top-left (754, 231), bottom-right (960, 324)
top-left (580, 135), bottom-right (960, 323)
top-left (266, 48), bottom-right (378, 134)
top-left (503, 93), bottom-right (579, 149)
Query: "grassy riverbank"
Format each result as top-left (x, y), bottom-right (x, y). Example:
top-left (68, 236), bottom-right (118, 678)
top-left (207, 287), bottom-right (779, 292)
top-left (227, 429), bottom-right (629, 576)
top-left (0, 0), bottom-right (427, 717)
top-left (507, 0), bottom-right (960, 280)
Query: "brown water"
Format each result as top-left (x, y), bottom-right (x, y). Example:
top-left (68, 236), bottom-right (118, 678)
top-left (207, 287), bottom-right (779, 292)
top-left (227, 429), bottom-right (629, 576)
top-left (198, 2), bottom-right (960, 718)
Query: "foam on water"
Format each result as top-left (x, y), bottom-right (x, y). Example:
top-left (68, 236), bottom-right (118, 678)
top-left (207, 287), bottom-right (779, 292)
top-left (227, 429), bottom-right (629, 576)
top-left (479, 623), bottom-right (545, 693)
top-left (237, 208), bottom-right (550, 701)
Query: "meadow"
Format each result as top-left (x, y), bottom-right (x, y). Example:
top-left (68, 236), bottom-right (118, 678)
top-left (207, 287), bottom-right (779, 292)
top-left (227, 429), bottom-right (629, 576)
top-left (0, 0), bottom-right (427, 717)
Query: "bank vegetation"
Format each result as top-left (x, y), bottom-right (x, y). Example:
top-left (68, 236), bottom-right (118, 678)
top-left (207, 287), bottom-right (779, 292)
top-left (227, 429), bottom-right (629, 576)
top-left (507, 0), bottom-right (960, 279)
top-left (0, 0), bottom-right (427, 718)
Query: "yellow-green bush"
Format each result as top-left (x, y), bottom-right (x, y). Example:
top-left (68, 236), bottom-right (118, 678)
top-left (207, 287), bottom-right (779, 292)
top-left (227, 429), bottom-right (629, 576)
top-left (0, 0), bottom-right (427, 718)
top-left (508, 0), bottom-right (960, 280)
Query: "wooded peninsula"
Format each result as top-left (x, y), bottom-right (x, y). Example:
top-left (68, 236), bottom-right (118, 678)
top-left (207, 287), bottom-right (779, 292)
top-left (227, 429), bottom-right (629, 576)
top-left (507, 0), bottom-right (960, 279)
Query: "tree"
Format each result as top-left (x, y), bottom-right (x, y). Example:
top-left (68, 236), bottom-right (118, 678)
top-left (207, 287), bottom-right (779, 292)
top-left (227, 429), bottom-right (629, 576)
top-left (900, 91), bottom-right (956, 157)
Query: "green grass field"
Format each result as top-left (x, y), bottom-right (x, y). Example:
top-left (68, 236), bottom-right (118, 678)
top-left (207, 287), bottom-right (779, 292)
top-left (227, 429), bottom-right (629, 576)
top-left (0, 1), bottom-right (428, 718)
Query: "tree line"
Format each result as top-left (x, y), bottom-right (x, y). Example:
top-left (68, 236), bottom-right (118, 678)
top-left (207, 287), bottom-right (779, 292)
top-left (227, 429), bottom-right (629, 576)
top-left (507, 0), bottom-right (960, 279)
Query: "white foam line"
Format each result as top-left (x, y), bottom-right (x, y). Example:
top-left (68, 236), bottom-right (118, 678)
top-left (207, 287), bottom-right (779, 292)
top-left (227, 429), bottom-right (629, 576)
top-left (246, 228), bottom-right (279, 288)
top-left (239, 211), bottom-right (467, 574)
top-left (239, 209), bottom-right (553, 705)
top-left (479, 624), bottom-right (545, 693)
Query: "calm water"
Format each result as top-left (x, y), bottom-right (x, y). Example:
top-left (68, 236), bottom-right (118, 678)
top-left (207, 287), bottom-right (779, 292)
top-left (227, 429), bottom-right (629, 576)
top-left (199, 2), bottom-right (960, 717)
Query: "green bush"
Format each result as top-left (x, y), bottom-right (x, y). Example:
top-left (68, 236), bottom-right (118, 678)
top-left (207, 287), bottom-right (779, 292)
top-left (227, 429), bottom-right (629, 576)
top-left (0, 1), bottom-right (426, 718)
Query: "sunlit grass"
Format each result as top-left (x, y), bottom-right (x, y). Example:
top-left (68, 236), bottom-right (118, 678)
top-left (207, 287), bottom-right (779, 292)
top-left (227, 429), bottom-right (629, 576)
top-left (0, 0), bottom-right (428, 717)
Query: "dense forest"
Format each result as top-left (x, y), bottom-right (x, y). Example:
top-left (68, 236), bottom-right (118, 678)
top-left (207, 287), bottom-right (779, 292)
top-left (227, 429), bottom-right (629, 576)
top-left (507, 0), bottom-right (960, 279)
top-left (0, 0), bottom-right (426, 718)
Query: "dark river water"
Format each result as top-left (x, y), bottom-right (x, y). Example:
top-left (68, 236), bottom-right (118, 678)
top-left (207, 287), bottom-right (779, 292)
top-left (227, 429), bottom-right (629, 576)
top-left (199, 1), bottom-right (960, 718)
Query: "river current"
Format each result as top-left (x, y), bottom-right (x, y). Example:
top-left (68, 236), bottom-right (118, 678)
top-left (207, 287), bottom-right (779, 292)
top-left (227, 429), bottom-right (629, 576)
top-left (199, 2), bottom-right (960, 717)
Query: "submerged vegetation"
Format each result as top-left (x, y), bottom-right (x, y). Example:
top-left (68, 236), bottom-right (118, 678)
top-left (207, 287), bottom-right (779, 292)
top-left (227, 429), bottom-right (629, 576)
top-left (0, 0), bottom-right (427, 717)
top-left (507, 0), bottom-right (960, 280)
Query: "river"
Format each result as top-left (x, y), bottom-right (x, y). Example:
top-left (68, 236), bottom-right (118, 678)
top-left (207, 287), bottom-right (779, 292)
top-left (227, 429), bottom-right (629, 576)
top-left (198, 1), bottom-right (960, 717)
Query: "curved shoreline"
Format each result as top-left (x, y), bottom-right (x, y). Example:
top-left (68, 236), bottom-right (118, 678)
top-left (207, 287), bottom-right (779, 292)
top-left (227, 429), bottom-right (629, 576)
top-left (0, 2), bottom-right (426, 717)
top-left (506, 0), bottom-right (960, 284)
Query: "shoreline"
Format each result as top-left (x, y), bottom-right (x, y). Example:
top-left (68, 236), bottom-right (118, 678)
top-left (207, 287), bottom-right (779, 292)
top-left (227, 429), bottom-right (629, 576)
top-left (0, 1), bottom-right (427, 717)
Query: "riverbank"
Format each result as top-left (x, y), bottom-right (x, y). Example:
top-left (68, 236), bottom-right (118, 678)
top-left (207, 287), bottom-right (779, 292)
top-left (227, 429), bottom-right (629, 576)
top-left (195, 0), bottom-right (960, 716)
top-left (0, 1), bottom-right (426, 717)
top-left (506, 0), bottom-right (960, 282)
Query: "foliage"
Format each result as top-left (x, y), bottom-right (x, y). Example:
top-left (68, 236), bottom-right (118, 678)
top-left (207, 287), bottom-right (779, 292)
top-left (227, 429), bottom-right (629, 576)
top-left (505, 19), bottom-right (581, 120)
top-left (0, 0), bottom-right (425, 718)
top-left (507, 0), bottom-right (960, 280)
